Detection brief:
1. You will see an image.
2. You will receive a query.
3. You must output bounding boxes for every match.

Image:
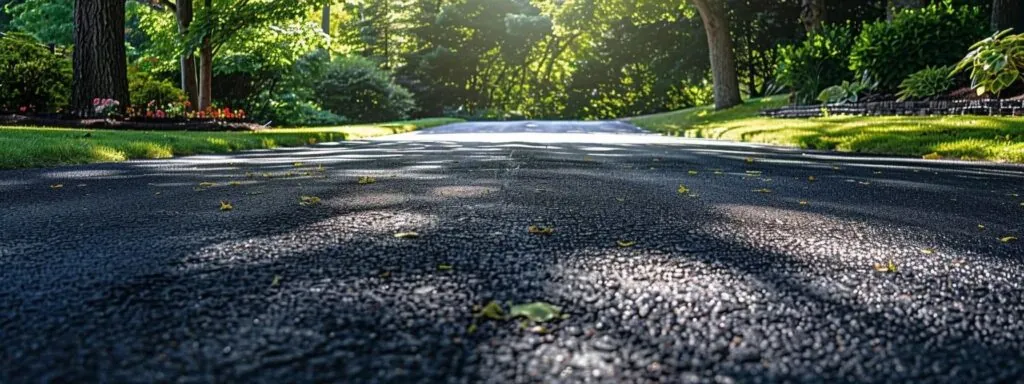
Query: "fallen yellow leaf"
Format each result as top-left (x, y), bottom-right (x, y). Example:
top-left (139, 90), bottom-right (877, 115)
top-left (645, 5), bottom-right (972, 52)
top-left (228, 181), bottom-right (241, 187)
top-left (745, 157), bottom-right (755, 164)
top-left (688, 170), bottom-right (699, 176)
top-left (438, 263), bottom-right (453, 271)
top-left (358, 176), bottom-right (377, 185)
top-left (1001, 236), bottom-right (1018, 243)
top-left (921, 248), bottom-right (934, 255)
top-left (199, 182), bottom-right (216, 188)
top-left (394, 232), bottom-right (420, 239)
top-left (270, 275), bottom-right (281, 287)
top-left (220, 201), bottom-right (233, 211)
top-left (293, 162), bottom-right (304, 167)
top-left (299, 195), bottom-right (322, 206)
top-left (873, 260), bottom-right (898, 273)
top-left (978, 224), bottom-right (986, 230)
top-left (677, 185), bottom-right (691, 194)
top-left (753, 188), bottom-right (772, 194)
top-left (528, 225), bottom-right (555, 235)
top-left (808, 176), bottom-right (817, 182)
top-left (922, 153), bottom-right (942, 160)
top-left (617, 240), bottom-right (636, 248)
top-left (799, 200), bottom-right (809, 205)
top-left (50, 184), bottom-right (63, 189)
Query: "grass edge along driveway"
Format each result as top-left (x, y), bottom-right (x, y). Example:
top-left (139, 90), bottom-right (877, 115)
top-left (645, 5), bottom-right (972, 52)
top-left (628, 96), bottom-right (1024, 163)
top-left (0, 118), bottom-right (462, 170)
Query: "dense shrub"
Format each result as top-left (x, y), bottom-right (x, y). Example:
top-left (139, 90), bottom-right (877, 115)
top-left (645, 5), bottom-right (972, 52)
top-left (128, 66), bottom-right (185, 107)
top-left (0, 33), bottom-right (71, 112)
top-left (897, 66), bottom-right (955, 101)
top-left (259, 93), bottom-right (347, 127)
top-left (776, 24), bottom-right (855, 105)
top-left (850, 1), bottom-right (988, 92)
top-left (313, 56), bottom-right (416, 123)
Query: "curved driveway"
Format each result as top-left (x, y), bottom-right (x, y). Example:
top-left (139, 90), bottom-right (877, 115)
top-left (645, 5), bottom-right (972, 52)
top-left (1, 121), bottom-right (1023, 383)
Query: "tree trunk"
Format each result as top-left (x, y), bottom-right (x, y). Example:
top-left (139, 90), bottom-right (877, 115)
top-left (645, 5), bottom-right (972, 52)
top-left (176, 0), bottom-right (198, 110)
top-left (888, 0), bottom-right (926, 21)
top-left (992, 0), bottom-right (1024, 32)
top-left (691, 0), bottom-right (742, 110)
top-left (322, 3), bottom-right (331, 34)
top-left (71, 0), bottom-right (129, 115)
top-left (801, 0), bottom-right (826, 34)
top-left (198, 0), bottom-right (213, 111)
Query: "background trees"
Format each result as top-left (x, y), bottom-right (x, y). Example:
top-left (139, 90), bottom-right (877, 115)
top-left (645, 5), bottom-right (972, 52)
top-left (2, 0), bottom-right (1022, 122)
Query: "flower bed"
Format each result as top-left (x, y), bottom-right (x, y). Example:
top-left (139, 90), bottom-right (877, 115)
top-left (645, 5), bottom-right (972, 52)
top-left (3, 98), bottom-right (260, 131)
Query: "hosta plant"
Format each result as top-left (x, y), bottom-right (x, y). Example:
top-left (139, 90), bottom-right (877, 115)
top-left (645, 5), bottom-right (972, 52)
top-left (952, 29), bottom-right (1024, 96)
top-left (896, 66), bottom-right (955, 101)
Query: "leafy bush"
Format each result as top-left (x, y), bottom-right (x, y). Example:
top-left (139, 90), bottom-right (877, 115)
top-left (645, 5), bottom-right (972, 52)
top-left (0, 33), bottom-right (71, 112)
top-left (260, 93), bottom-right (347, 127)
top-left (313, 56), bottom-right (416, 123)
top-left (776, 24), bottom-right (855, 105)
top-left (951, 30), bottom-right (1024, 97)
top-left (850, 1), bottom-right (988, 92)
top-left (896, 66), bottom-right (955, 101)
top-left (128, 66), bottom-right (185, 107)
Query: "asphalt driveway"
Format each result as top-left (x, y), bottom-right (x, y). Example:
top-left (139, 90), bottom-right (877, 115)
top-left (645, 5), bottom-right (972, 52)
top-left (1, 120), bottom-right (1022, 383)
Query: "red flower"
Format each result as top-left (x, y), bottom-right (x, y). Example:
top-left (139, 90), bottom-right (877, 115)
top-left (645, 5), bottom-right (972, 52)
top-left (155, 110), bottom-right (166, 118)
top-left (19, 106), bottom-right (27, 113)
top-left (92, 98), bottom-right (101, 106)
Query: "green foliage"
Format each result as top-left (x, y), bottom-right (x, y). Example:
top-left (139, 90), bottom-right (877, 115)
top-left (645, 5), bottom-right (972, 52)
top-left (850, 1), bottom-right (988, 92)
top-left (897, 66), bottom-right (955, 101)
top-left (777, 23), bottom-right (855, 105)
top-left (4, 0), bottom-right (73, 46)
top-left (314, 56), bottom-right (416, 123)
top-left (0, 33), bottom-right (71, 112)
top-left (128, 66), bottom-right (185, 107)
top-left (951, 30), bottom-right (1024, 97)
top-left (260, 94), bottom-right (347, 127)
top-left (817, 72), bottom-right (877, 104)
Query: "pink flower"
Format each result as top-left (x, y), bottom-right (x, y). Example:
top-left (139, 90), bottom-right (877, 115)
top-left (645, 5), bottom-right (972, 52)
top-left (155, 110), bottom-right (166, 118)
top-left (92, 98), bottom-right (101, 106)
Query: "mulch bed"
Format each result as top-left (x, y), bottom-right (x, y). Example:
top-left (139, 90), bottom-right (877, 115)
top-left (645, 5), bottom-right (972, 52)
top-left (0, 114), bottom-right (266, 131)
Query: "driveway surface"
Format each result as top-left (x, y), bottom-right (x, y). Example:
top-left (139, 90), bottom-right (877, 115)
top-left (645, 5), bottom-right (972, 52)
top-left (1, 120), bottom-right (1023, 383)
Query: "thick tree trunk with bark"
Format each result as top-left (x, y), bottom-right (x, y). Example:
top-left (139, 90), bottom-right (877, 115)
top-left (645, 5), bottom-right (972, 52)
top-left (992, 0), bottom-right (1024, 32)
top-left (801, 0), bottom-right (826, 34)
top-left (198, 0), bottom-right (213, 110)
top-left (888, 0), bottom-right (926, 21)
top-left (176, 0), bottom-right (199, 110)
top-left (322, 3), bottom-right (331, 34)
top-left (71, 0), bottom-right (129, 115)
top-left (691, 0), bottom-right (742, 110)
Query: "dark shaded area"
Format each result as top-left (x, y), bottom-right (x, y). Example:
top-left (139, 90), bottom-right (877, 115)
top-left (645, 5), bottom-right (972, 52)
top-left (0, 134), bottom-right (1022, 382)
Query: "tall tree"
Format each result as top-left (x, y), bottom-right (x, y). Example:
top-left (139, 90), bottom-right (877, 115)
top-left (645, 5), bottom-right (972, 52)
top-left (176, 0), bottom-right (199, 108)
top-left (322, 3), bottom-right (330, 34)
top-left (690, 0), bottom-right (741, 109)
top-left (71, 0), bottom-right (129, 113)
top-left (992, 0), bottom-right (1023, 31)
top-left (801, 0), bottom-right (826, 33)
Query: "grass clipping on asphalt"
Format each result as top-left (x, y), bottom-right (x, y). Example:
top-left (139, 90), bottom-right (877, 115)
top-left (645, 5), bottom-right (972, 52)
top-left (0, 118), bottom-right (463, 169)
top-left (628, 96), bottom-right (1024, 163)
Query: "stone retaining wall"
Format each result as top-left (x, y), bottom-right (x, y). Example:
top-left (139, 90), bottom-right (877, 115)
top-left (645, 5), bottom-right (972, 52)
top-left (760, 99), bottom-right (1024, 118)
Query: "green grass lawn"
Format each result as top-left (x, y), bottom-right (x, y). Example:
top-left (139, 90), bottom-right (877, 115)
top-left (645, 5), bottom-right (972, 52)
top-left (0, 118), bottom-right (462, 169)
top-left (629, 96), bottom-right (1024, 163)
